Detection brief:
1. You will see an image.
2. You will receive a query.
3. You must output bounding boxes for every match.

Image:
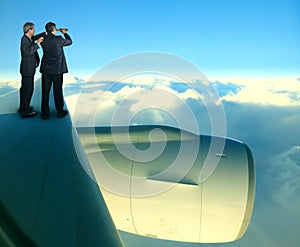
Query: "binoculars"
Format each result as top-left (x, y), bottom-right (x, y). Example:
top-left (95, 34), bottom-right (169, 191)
top-left (57, 28), bottom-right (68, 32)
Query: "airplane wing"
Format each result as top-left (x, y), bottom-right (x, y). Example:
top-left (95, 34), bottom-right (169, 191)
top-left (0, 80), bottom-right (124, 247)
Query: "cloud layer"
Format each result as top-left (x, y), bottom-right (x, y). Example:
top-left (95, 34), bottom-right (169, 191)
top-left (62, 75), bottom-right (300, 246)
top-left (0, 80), bottom-right (19, 96)
top-left (216, 77), bottom-right (300, 106)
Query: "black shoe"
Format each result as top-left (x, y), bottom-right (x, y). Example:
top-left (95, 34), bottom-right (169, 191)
top-left (18, 106), bottom-right (33, 113)
top-left (21, 111), bottom-right (37, 118)
top-left (57, 110), bottom-right (68, 118)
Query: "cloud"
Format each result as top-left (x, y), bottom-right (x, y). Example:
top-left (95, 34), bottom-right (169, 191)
top-left (0, 80), bottom-right (19, 96)
top-left (0, 80), bottom-right (19, 88)
top-left (215, 98), bottom-right (300, 247)
top-left (245, 145), bottom-right (300, 247)
top-left (64, 76), bottom-right (213, 130)
top-left (269, 146), bottom-right (300, 202)
top-left (122, 74), bottom-right (172, 86)
top-left (63, 75), bottom-right (87, 85)
top-left (215, 77), bottom-right (300, 106)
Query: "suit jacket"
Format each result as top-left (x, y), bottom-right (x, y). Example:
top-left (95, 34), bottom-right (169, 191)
top-left (40, 33), bottom-right (72, 75)
top-left (19, 32), bottom-right (45, 76)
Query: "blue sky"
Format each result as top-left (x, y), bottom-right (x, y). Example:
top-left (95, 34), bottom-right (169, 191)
top-left (0, 0), bottom-right (299, 79)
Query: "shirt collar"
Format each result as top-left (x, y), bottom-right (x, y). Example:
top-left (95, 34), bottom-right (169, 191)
top-left (25, 34), bottom-right (32, 42)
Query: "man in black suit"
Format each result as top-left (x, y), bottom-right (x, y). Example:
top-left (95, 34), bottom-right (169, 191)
top-left (40, 22), bottom-right (72, 119)
top-left (19, 22), bottom-right (45, 118)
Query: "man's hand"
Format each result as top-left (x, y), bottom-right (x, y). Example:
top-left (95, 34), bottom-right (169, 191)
top-left (59, 28), bottom-right (68, 34)
top-left (36, 37), bottom-right (44, 45)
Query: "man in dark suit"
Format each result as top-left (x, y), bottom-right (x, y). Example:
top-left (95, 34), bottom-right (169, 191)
top-left (40, 22), bottom-right (72, 119)
top-left (19, 22), bottom-right (45, 118)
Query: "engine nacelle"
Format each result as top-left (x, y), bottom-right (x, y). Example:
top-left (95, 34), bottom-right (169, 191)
top-left (77, 125), bottom-right (255, 243)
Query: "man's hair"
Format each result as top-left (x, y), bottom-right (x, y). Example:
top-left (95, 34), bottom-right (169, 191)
top-left (45, 22), bottom-right (56, 33)
top-left (23, 22), bottom-right (34, 34)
